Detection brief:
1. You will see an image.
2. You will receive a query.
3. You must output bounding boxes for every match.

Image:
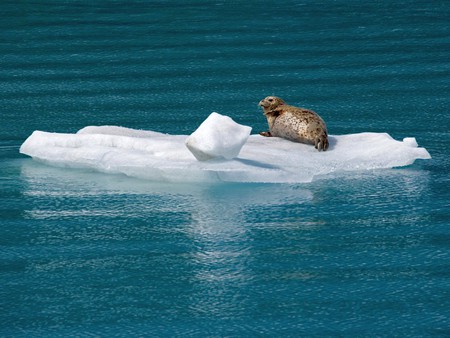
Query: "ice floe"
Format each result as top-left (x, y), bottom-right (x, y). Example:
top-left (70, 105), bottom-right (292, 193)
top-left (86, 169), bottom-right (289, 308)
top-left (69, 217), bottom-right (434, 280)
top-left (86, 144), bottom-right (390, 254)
top-left (20, 114), bottom-right (431, 183)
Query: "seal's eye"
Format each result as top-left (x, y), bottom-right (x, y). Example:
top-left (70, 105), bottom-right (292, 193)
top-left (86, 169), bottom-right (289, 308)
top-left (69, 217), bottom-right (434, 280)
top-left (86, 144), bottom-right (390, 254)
top-left (268, 98), bottom-right (273, 102)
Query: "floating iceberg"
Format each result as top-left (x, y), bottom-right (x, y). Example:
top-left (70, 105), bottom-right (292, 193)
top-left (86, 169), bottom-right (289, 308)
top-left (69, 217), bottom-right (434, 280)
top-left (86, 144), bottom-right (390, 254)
top-left (20, 116), bottom-right (431, 183)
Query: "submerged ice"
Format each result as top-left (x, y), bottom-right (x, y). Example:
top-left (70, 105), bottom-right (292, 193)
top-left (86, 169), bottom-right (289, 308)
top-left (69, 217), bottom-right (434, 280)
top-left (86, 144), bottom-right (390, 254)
top-left (20, 115), bottom-right (431, 183)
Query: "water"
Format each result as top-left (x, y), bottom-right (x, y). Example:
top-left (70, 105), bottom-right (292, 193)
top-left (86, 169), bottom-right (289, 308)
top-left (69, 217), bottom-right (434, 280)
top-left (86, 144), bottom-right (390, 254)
top-left (1, 1), bottom-right (449, 336)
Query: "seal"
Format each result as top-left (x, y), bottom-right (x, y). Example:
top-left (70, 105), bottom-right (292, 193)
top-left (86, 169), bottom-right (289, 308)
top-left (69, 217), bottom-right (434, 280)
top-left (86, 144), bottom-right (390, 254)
top-left (258, 96), bottom-right (329, 151)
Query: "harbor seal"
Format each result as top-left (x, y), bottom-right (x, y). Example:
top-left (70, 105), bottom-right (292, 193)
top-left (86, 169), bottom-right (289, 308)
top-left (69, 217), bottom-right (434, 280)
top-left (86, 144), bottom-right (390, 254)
top-left (258, 96), bottom-right (329, 151)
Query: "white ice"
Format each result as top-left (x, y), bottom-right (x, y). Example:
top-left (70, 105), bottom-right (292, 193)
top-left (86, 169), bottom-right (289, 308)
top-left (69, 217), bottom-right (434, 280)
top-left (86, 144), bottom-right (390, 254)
top-left (20, 117), bottom-right (431, 184)
top-left (185, 112), bottom-right (252, 161)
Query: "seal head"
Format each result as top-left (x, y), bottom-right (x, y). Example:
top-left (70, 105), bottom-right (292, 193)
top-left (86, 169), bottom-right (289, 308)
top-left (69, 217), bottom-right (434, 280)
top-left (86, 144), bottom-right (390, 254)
top-left (259, 96), bottom-right (329, 151)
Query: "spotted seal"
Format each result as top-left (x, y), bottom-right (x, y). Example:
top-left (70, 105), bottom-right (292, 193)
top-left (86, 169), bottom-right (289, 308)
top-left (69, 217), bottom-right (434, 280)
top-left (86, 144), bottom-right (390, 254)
top-left (258, 96), bottom-right (329, 151)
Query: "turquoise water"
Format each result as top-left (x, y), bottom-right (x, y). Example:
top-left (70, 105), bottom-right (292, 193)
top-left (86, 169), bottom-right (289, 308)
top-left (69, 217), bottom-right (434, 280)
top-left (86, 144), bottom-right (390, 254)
top-left (1, 1), bottom-right (449, 336)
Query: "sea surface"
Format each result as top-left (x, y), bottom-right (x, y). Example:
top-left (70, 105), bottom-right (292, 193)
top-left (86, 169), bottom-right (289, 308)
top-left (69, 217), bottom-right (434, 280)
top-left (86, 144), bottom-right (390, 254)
top-left (1, 1), bottom-right (449, 336)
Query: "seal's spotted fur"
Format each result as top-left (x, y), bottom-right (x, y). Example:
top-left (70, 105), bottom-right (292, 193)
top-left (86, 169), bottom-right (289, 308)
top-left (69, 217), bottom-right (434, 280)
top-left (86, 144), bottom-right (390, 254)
top-left (259, 96), bottom-right (329, 151)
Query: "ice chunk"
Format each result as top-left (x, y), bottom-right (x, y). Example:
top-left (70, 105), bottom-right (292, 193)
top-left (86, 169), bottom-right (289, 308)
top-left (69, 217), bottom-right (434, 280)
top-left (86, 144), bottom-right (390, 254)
top-left (402, 137), bottom-right (418, 147)
top-left (185, 112), bottom-right (252, 161)
top-left (20, 122), bottom-right (431, 184)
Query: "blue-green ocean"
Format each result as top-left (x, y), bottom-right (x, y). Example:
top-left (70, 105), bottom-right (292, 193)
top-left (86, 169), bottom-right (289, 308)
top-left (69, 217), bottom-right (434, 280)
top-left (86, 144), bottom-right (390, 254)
top-left (1, 1), bottom-right (449, 336)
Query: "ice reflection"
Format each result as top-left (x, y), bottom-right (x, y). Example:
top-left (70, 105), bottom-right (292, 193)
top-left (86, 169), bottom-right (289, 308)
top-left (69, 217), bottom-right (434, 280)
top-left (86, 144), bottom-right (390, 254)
top-left (183, 183), bottom-right (313, 318)
top-left (185, 186), bottom-right (253, 316)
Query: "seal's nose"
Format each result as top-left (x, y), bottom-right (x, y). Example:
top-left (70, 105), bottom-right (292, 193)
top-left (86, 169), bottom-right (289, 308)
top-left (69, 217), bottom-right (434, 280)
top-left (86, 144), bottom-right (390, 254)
top-left (258, 100), bottom-right (264, 107)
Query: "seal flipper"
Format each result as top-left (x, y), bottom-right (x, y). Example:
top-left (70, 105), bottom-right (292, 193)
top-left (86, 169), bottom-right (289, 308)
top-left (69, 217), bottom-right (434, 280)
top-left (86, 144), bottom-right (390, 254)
top-left (315, 134), bottom-right (329, 151)
top-left (259, 131), bottom-right (272, 137)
